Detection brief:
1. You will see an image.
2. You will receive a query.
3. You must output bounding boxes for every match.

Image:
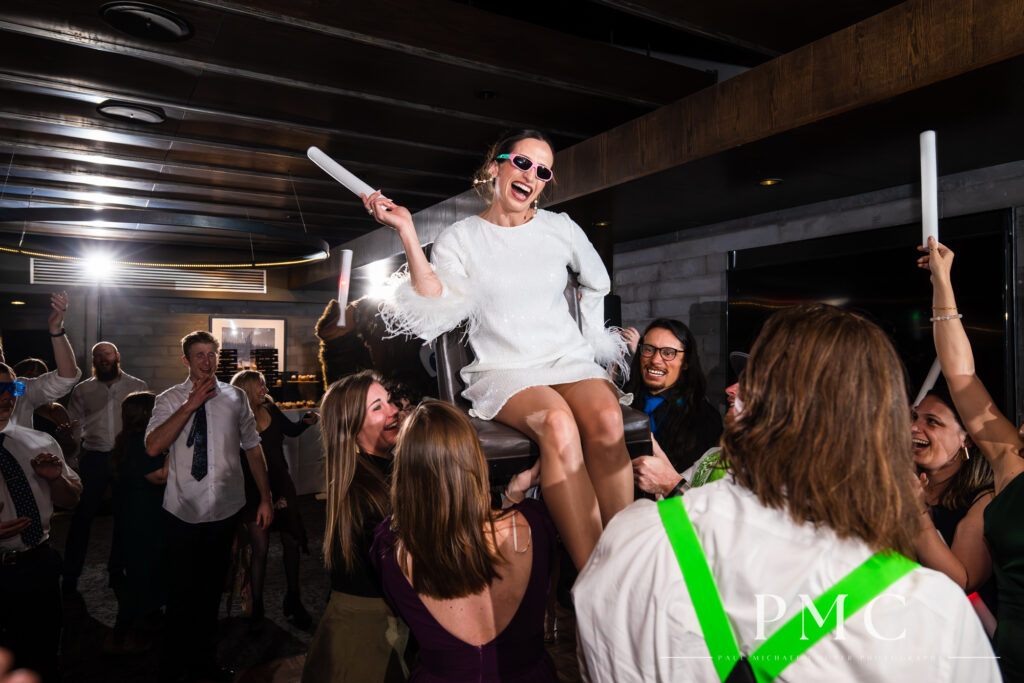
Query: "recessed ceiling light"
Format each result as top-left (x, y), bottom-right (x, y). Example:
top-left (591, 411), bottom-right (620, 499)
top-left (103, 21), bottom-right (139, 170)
top-left (100, 2), bottom-right (193, 41)
top-left (593, 221), bottom-right (610, 228)
top-left (10, 301), bottom-right (25, 306)
top-left (97, 100), bottom-right (166, 124)
top-left (759, 178), bottom-right (783, 186)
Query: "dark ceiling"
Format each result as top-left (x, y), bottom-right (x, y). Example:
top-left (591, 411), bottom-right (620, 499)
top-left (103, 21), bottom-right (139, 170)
top-left (5, 0), bottom-right (999, 268)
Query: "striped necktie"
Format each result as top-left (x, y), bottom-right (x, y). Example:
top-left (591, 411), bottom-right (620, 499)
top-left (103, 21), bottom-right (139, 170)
top-left (0, 434), bottom-right (44, 546)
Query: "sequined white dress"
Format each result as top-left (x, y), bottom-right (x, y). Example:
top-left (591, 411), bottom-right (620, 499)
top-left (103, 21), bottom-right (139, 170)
top-left (380, 210), bottom-right (628, 420)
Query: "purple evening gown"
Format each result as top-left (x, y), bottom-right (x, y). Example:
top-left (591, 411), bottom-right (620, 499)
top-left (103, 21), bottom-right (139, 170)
top-left (371, 498), bottom-right (558, 682)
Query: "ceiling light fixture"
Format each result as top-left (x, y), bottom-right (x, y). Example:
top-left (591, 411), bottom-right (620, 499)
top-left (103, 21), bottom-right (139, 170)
top-left (100, 2), bottom-right (193, 42)
top-left (10, 301), bottom-right (25, 306)
top-left (97, 100), bottom-right (167, 124)
top-left (759, 178), bottom-right (783, 186)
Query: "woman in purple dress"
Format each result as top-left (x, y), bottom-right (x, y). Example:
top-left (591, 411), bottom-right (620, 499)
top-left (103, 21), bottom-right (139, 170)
top-left (371, 400), bottom-right (554, 683)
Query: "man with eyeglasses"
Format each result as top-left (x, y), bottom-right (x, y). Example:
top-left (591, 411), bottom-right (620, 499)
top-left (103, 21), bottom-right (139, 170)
top-left (621, 319), bottom-right (723, 498)
top-left (0, 362), bottom-right (82, 683)
top-left (1, 292), bottom-right (82, 429)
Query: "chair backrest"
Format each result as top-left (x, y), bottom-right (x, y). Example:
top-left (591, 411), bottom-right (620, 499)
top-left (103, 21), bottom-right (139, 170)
top-left (435, 268), bottom-right (580, 406)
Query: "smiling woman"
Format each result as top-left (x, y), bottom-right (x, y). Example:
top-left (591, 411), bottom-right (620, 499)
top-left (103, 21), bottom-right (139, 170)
top-left (364, 130), bottom-right (632, 570)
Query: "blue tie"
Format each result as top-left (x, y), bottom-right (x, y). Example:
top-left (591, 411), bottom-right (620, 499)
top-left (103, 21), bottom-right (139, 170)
top-left (187, 403), bottom-right (208, 481)
top-left (0, 433), bottom-right (44, 546)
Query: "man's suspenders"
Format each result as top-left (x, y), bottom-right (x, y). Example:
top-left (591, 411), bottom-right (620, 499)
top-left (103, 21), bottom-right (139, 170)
top-left (657, 497), bottom-right (918, 683)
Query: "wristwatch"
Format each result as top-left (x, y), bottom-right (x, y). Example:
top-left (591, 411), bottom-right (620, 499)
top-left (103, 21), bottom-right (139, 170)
top-left (667, 477), bottom-right (691, 498)
top-left (49, 328), bottom-right (66, 337)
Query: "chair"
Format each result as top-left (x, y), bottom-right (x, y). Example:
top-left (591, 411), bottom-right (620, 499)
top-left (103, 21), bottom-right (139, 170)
top-left (433, 270), bottom-right (652, 490)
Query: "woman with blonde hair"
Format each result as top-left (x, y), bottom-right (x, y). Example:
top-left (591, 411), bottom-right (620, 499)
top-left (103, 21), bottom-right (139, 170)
top-left (371, 400), bottom-right (555, 682)
top-left (302, 370), bottom-right (407, 683)
top-left (230, 370), bottom-right (317, 626)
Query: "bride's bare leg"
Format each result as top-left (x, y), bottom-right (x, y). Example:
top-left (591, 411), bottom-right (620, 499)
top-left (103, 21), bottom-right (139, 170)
top-left (496, 386), bottom-right (602, 570)
top-left (554, 379), bottom-right (632, 525)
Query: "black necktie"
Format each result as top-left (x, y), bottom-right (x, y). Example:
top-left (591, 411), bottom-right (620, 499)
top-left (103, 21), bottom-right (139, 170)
top-left (0, 433), bottom-right (44, 546)
top-left (187, 403), bottom-right (208, 481)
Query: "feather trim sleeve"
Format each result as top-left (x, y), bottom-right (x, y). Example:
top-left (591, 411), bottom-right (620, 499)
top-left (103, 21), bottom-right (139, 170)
top-left (377, 265), bottom-right (477, 342)
top-left (565, 213), bottom-right (630, 382)
top-left (377, 227), bottom-right (477, 342)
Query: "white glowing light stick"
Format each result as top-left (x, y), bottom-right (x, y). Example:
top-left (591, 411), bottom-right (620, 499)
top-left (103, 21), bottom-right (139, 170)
top-left (920, 131), bottom-right (939, 247)
top-left (307, 146), bottom-right (377, 198)
top-left (913, 357), bottom-right (943, 408)
top-left (336, 249), bottom-right (353, 326)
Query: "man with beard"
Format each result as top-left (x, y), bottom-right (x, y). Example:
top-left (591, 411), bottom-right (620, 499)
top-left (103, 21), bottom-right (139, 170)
top-left (62, 342), bottom-right (147, 595)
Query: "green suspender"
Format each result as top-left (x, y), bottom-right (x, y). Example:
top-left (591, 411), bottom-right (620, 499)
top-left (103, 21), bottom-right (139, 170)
top-left (657, 497), bottom-right (918, 683)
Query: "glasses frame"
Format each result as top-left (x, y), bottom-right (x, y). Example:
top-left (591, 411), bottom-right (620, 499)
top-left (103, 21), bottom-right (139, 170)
top-left (495, 153), bottom-right (554, 182)
top-left (638, 343), bottom-right (685, 361)
top-left (0, 381), bottom-right (26, 397)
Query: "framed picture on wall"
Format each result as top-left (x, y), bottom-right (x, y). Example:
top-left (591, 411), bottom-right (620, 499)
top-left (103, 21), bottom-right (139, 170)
top-left (209, 316), bottom-right (286, 373)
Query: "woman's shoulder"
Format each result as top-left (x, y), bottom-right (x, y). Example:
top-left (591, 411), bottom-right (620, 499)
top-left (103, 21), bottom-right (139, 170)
top-left (513, 498), bottom-right (556, 539)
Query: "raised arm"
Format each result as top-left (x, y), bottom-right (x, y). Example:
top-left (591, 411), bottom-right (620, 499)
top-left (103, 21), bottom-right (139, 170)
top-left (47, 292), bottom-right (78, 379)
top-left (363, 191), bottom-right (441, 297)
top-left (918, 238), bottom-right (1024, 492)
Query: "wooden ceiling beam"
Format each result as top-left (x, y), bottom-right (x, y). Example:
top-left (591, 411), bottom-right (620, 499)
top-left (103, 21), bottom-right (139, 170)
top-left (549, 0), bottom-right (1024, 205)
top-left (0, 18), bottom-right (587, 139)
top-left (181, 0), bottom-right (712, 107)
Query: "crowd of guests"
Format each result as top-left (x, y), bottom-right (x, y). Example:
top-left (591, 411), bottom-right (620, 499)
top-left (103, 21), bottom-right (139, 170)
top-left (0, 254), bottom-right (1022, 681)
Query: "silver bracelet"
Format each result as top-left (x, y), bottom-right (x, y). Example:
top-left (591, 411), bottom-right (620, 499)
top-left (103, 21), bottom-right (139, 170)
top-left (929, 313), bottom-right (963, 322)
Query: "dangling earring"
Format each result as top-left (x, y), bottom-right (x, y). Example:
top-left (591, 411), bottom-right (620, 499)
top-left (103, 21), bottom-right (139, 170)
top-left (532, 199), bottom-right (539, 212)
top-left (959, 445), bottom-right (970, 461)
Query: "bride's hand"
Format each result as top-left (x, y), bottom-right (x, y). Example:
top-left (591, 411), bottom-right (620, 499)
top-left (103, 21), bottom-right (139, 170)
top-left (361, 191), bottom-right (414, 236)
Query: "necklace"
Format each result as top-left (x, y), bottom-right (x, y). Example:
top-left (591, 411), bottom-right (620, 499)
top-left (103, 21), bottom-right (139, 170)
top-left (511, 510), bottom-right (532, 554)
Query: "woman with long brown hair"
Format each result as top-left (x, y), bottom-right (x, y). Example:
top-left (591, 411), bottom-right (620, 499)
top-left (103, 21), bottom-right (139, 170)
top-left (302, 370), bottom-right (407, 683)
top-left (919, 237), bottom-right (1024, 680)
top-left (911, 384), bottom-right (997, 627)
top-left (371, 400), bottom-right (556, 682)
top-left (367, 129), bottom-right (630, 571)
top-left (574, 304), bottom-right (997, 682)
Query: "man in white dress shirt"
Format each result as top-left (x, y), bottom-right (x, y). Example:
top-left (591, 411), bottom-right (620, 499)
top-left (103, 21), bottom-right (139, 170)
top-left (0, 362), bottom-right (81, 683)
top-left (62, 341), bottom-right (148, 595)
top-left (3, 292), bottom-right (81, 429)
top-left (145, 330), bottom-right (272, 683)
top-left (574, 304), bottom-right (1000, 683)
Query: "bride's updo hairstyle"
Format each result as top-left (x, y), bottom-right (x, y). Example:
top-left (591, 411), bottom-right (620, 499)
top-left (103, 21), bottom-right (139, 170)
top-left (471, 129), bottom-right (555, 203)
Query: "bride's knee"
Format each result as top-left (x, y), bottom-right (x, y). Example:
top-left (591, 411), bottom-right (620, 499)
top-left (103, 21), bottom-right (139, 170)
top-left (583, 403), bottom-right (625, 446)
top-left (536, 408), bottom-right (581, 457)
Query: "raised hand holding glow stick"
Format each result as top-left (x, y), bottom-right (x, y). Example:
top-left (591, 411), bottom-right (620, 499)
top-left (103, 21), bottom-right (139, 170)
top-left (307, 146), bottom-right (380, 199)
top-left (920, 131), bottom-right (939, 248)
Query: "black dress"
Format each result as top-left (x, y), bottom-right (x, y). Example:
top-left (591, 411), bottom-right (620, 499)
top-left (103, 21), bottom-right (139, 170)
top-left (239, 402), bottom-right (311, 549)
top-left (109, 433), bottom-right (167, 621)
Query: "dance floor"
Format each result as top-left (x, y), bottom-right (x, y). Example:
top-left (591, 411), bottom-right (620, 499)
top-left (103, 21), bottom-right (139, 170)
top-left (52, 495), bottom-right (582, 682)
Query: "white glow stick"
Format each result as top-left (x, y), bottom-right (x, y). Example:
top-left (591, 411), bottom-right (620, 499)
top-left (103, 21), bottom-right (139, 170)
top-left (307, 146), bottom-right (377, 198)
top-left (913, 357), bottom-right (942, 407)
top-left (920, 131), bottom-right (939, 247)
top-left (336, 249), bottom-right (353, 326)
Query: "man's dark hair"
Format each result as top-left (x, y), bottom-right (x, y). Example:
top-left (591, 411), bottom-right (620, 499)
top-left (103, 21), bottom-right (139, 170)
top-left (624, 318), bottom-right (718, 470)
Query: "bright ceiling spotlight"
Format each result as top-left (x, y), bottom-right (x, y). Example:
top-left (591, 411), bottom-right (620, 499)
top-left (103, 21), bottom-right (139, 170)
top-left (363, 260), bottom-right (396, 300)
top-left (10, 301), bottom-right (25, 306)
top-left (759, 177), bottom-right (783, 186)
top-left (81, 252), bottom-right (118, 281)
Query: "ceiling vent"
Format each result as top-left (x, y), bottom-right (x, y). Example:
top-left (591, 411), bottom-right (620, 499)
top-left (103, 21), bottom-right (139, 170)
top-left (100, 2), bottom-right (193, 42)
top-left (30, 259), bottom-right (266, 294)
